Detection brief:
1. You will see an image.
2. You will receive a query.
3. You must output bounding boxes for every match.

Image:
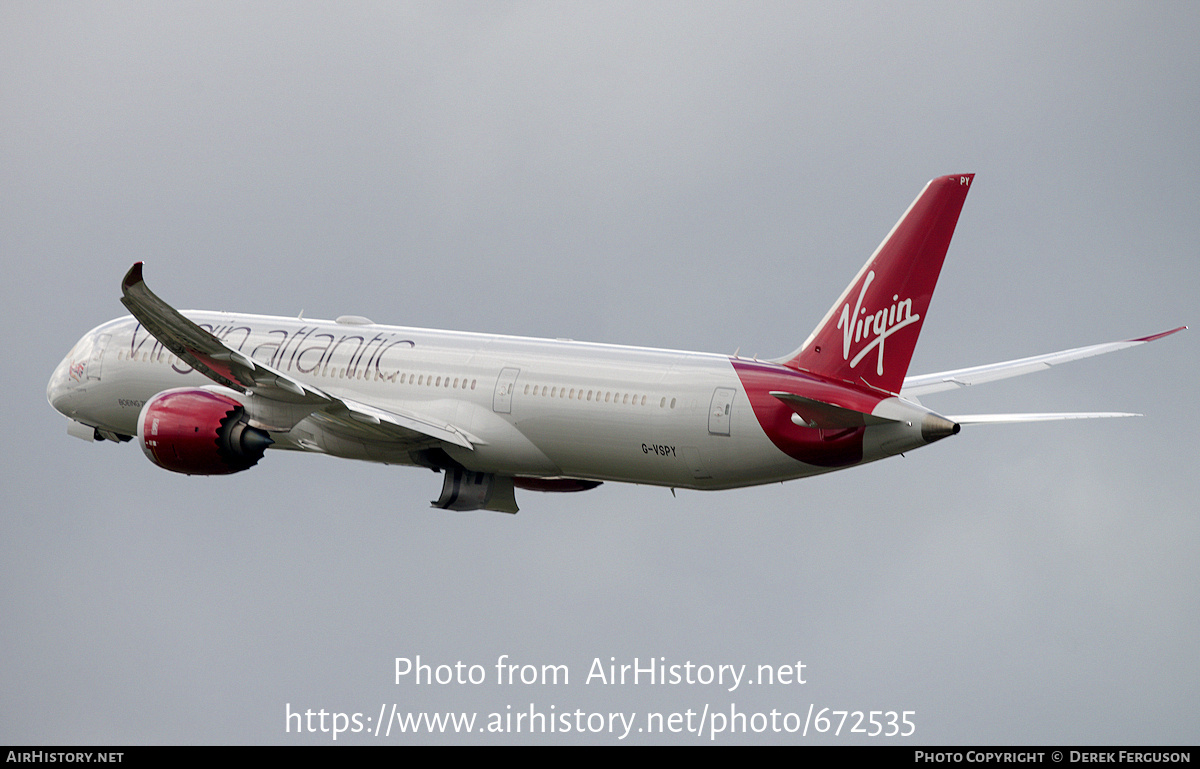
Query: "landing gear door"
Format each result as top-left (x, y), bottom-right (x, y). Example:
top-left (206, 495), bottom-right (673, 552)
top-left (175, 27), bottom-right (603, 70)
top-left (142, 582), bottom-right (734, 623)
top-left (493, 367), bottom-right (520, 414)
top-left (708, 387), bottom-right (736, 436)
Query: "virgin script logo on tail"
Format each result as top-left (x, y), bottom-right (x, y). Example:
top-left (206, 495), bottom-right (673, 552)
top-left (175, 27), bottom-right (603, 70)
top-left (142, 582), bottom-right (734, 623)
top-left (835, 271), bottom-right (920, 376)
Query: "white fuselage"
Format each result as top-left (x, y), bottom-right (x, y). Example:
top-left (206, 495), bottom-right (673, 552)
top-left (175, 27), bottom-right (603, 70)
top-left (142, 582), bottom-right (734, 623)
top-left (48, 312), bottom-right (938, 490)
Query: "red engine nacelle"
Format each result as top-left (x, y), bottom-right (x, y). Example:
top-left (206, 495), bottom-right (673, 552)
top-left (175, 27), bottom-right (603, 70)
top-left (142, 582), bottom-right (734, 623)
top-left (136, 389), bottom-right (272, 475)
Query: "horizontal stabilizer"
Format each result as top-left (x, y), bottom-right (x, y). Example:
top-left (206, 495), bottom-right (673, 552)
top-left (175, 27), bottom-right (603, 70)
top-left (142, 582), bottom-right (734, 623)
top-left (948, 412), bottom-right (1141, 425)
top-left (769, 391), bottom-right (898, 429)
top-left (903, 327), bottom-right (1186, 396)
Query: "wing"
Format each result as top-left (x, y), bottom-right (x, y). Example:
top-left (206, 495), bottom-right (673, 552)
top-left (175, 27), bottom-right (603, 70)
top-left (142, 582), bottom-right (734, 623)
top-left (901, 327), bottom-right (1186, 397)
top-left (119, 262), bottom-right (474, 450)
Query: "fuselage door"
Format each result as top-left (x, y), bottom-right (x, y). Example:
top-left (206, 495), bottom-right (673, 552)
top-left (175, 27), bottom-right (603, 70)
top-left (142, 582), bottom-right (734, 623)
top-left (493, 367), bottom-right (520, 414)
top-left (708, 387), bottom-right (736, 436)
top-left (87, 333), bottom-right (111, 381)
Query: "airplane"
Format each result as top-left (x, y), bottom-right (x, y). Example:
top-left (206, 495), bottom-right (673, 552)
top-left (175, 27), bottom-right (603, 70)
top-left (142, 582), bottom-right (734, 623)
top-left (46, 174), bottom-right (1184, 512)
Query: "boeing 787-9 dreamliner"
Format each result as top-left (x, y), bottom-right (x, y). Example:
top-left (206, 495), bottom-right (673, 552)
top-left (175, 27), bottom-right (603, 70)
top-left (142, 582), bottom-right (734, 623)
top-left (47, 175), bottom-right (1184, 512)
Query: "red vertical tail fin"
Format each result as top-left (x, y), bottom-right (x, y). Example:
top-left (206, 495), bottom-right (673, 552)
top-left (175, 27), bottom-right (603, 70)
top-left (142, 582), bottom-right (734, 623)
top-left (778, 174), bottom-right (974, 394)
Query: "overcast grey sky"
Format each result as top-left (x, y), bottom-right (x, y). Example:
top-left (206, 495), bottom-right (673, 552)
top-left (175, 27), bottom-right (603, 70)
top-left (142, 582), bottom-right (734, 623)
top-left (3, 2), bottom-right (1197, 744)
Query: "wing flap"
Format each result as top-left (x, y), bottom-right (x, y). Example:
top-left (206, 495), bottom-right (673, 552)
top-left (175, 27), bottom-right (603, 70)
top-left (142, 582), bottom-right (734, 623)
top-left (336, 396), bottom-right (476, 449)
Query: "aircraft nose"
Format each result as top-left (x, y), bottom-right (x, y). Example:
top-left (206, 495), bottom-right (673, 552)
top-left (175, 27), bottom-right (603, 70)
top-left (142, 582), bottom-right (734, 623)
top-left (47, 337), bottom-right (88, 417)
top-left (47, 352), bottom-right (76, 416)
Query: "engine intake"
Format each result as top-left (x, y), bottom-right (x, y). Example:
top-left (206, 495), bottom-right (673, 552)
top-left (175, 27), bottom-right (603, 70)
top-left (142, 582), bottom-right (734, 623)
top-left (137, 389), bottom-right (272, 475)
